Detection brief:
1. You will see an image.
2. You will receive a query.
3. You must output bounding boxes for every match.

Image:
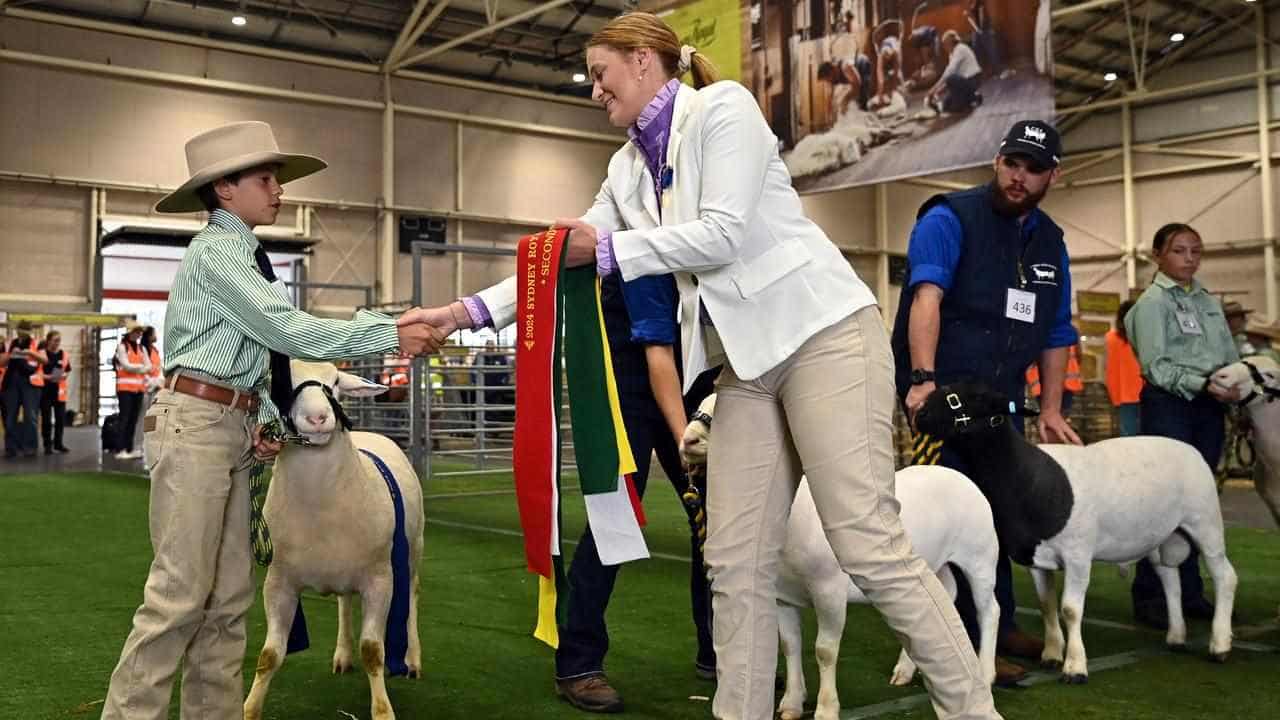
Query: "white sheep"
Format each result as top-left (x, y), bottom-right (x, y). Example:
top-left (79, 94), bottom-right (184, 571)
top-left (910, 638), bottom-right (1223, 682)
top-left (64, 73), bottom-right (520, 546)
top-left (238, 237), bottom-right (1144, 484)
top-left (1211, 356), bottom-right (1280, 527)
top-left (915, 382), bottom-right (1237, 683)
top-left (243, 361), bottom-right (425, 720)
top-left (681, 395), bottom-right (999, 720)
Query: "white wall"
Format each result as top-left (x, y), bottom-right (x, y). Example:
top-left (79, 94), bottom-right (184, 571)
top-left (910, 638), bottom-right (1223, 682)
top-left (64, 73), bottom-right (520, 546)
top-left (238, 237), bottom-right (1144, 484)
top-left (0, 10), bottom-right (1276, 328)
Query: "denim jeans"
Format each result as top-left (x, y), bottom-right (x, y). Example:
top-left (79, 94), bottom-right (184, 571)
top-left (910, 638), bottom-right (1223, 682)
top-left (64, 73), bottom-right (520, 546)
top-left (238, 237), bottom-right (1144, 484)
top-left (555, 374), bottom-right (717, 680)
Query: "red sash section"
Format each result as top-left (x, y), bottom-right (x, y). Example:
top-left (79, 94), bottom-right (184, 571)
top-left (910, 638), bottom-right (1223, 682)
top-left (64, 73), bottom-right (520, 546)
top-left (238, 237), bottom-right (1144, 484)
top-left (513, 228), bottom-right (567, 577)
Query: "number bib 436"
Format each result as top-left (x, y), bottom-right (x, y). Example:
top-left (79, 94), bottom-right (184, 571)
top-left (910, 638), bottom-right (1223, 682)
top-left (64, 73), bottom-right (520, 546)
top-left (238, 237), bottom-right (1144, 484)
top-left (1006, 288), bottom-right (1037, 324)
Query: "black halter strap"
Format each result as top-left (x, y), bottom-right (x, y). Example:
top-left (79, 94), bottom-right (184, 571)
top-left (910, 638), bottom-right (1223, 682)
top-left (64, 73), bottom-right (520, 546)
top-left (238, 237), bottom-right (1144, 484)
top-left (1237, 360), bottom-right (1280, 406)
top-left (941, 392), bottom-right (1040, 435)
top-left (285, 380), bottom-right (353, 433)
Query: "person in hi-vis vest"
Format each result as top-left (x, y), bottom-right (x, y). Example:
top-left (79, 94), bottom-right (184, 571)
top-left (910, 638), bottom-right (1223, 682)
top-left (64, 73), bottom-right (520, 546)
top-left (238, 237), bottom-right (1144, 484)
top-left (38, 330), bottom-right (72, 454)
top-left (133, 325), bottom-right (164, 458)
top-left (112, 320), bottom-right (150, 460)
top-left (3, 320), bottom-right (47, 459)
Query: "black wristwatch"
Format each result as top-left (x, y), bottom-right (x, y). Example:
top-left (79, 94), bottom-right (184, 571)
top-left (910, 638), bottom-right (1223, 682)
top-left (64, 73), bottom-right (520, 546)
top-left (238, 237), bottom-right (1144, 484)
top-left (910, 369), bottom-right (937, 386)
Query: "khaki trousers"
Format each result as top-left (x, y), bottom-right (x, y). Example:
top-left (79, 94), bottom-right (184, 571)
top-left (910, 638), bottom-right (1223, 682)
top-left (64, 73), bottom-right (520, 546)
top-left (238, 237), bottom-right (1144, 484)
top-left (705, 306), bottom-right (1000, 720)
top-left (101, 389), bottom-right (256, 720)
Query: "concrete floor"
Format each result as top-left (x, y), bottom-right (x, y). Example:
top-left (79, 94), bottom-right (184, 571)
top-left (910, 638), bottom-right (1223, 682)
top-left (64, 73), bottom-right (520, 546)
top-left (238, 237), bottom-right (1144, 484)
top-left (3, 424), bottom-right (1276, 534)
top-left (0, 424), bottom-right (145, 476)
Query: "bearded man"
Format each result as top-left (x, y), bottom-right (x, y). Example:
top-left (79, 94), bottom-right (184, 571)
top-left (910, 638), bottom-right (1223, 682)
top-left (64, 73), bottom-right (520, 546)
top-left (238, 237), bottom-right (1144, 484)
top-left (890, 119), bottom-right (1082, 685)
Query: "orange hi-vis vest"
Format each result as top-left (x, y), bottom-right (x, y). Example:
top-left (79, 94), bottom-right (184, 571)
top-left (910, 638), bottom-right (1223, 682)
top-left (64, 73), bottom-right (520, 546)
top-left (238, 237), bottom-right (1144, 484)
top-left (148, 347), bottom-right (162, 382)
top-left (1027, 345), bottom-right (1083, 397)
top-left (24, 338), bottom-right (44, 388)
top-left (46, 351), bottom-right (71, 403)
top-left (381, 359), bottom-right (410, 387)
top-left (116, 343), bottom-right (147, 393)
top-left (1104, 328), bottom-right (1144, 406)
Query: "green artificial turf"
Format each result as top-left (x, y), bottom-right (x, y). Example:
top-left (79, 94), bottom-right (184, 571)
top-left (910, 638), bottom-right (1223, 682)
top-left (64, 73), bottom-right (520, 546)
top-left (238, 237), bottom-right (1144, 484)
top-left (1, 470), bottom-right (1277, 720)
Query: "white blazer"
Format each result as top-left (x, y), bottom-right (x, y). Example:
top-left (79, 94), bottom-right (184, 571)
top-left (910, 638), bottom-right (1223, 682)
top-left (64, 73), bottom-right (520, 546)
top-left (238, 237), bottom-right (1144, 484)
top-left (478, 81), bottom-right (877, 389)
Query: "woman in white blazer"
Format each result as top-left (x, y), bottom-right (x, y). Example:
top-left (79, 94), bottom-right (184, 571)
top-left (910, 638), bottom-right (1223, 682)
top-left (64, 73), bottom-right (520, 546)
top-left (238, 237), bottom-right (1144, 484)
top-left (407, 13), bottom-right (999, 720)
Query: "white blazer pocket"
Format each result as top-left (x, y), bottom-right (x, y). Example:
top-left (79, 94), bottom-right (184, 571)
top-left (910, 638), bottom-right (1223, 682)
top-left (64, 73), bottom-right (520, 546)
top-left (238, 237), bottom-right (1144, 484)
top-left (730, 239), bottom-right (814, 299)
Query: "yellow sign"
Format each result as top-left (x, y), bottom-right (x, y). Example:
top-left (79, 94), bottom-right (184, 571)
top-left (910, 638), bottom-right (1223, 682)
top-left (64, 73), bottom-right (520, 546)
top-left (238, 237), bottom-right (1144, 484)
top-left (4, 313), bottom-right (132, 327)
top-left (1076, 319), bottom-right (1112, 339)
top-left (659, 0), bottom-right (742, 82)
top-left (1077, 291), bottom-right (1121, 315)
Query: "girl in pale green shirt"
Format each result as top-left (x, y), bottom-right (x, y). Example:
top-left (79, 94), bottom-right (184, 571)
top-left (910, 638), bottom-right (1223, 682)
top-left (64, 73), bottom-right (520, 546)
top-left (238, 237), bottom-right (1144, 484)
top-left (1125, 221), bottom-right (1241, 628)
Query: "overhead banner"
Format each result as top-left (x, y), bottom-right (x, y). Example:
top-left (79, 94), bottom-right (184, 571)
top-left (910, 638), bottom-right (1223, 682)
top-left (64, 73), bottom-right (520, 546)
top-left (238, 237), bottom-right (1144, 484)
top-left (745, 0), bottom-right (1055, 192)
top-left (658, 0), bottom-right (743, 83)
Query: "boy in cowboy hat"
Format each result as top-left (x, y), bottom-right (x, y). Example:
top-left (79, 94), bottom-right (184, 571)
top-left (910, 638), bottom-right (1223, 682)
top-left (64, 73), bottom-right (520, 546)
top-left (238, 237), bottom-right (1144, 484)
top-left (100, 121), bottom-right (446, 720)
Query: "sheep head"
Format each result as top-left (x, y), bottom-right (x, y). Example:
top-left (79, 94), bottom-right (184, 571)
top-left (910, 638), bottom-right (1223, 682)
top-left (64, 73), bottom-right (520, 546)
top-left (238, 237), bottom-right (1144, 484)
top-left (1210, 356), bottom-right (1280, 407)
top-left (680, 393), bottom-right (717, 469)
top-left (287, 360), bottom-right (388, 445)
top-left (914, 381), bottom-right (1021, 440)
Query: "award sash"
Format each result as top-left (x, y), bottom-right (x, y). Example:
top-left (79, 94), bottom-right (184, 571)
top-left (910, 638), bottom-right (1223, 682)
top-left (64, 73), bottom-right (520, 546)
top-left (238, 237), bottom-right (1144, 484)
top-left (513, 227), bottom-right (647, 647)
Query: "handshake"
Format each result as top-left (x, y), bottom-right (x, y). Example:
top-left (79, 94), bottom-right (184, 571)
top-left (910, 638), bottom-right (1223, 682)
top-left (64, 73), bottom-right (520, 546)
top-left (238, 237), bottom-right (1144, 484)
top-left (392, 300), bottom-right (473, 357)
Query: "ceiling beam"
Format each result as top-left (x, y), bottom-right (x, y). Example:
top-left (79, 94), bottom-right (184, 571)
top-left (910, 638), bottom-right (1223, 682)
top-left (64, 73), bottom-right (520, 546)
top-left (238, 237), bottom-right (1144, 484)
top-left (393, 0), bottom-right (576, 71)
top-left (1058, 3), bottom-right (1259, 133)
top-left (386, 0), bottom-right (433, 65)
top-left (3, 6), bottom-right (603, 103)
top-left (387, 0), bottom-right (456, 67)
top-left (1052, 0), bottom-right (1126, 20)
top-left (1055, 62), bottom-right (1112, 86)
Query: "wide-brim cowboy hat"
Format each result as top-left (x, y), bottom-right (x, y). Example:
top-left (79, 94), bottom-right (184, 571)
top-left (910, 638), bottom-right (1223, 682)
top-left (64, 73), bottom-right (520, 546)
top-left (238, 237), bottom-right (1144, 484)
top-left (155, 121), bottom-right (327, 214)
top-left (1245, 321), bottom-right (1280, 342)
top-left (1223, 300), bottom-right (1255, 317)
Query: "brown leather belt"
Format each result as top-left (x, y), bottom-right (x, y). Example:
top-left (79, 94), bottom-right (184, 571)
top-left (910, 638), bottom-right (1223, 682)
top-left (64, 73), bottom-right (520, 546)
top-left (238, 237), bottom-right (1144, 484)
top-left (165, 374), bottom-right (259, 412)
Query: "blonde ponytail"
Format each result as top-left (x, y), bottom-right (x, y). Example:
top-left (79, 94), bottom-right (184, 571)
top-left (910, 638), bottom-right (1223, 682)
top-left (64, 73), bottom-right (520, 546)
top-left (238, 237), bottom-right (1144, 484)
top-left (588, 12), bottom-right (722, 89)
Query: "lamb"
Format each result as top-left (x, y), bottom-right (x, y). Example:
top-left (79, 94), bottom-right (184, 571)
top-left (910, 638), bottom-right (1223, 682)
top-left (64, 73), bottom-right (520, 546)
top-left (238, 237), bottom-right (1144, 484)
top-left (681, 395), bottom-right (999, 720)
top-left (1210, 356), bottom-right (1280, 527)
top-left (914, 382), bottom-right (1237, 683)
top-left (243, 361), bottom-right (425, 720)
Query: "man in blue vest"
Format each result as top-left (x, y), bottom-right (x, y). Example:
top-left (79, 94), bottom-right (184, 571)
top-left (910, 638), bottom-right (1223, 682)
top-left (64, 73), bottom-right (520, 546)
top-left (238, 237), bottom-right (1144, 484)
top-left (891, 119), bottom-right (1083, 685)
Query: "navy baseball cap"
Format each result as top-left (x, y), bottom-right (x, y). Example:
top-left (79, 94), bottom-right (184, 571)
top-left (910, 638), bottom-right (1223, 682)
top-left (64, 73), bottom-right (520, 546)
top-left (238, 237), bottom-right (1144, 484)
top-left (999, 120), bottom-right (1062, 169)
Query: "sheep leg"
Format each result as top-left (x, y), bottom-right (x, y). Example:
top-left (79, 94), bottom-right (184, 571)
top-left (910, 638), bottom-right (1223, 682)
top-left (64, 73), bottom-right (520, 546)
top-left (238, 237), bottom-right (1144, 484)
top-left (811, 584), bottom-right (847, 720)
top-left (776, 603), bottom-right (807, 720)
top-left (955, 564), bottom-right (999, 688)
top-left (1029, 568), bottom-right (1063, 669)
top-left (1253, 461), bottom-right (1280, 528)
top-left (405, 567), bottom-right (422, 679)
top-left (1058, 562), bottom-right (1091, 684)
top-left (333, 593), bottom-right (355, 674)
top-left (1152, 555), bottom-right (1187, 650)
top-left (244, 570), bottom-right (298, 720)
top-left (361, 572), bottom-right (396, 720)
top-left (1188, 520), bottom-right (1238, 662)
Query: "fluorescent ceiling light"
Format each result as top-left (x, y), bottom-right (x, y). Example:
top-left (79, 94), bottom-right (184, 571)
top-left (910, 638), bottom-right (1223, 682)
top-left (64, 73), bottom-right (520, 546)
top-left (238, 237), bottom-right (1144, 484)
top-left (1103, 71), bottom-right (1118, 82)
top-left (572, 72), bottom-right (587, 83)
top-left (1170, 32), bottom-right (1185, 42)
top-left (232, 15), bottom-right (247, 27)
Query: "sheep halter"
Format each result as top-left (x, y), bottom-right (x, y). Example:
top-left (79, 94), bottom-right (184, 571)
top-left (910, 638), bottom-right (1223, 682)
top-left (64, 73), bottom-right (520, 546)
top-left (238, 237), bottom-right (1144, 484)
top-left (285, 380), bottom-right (353, 433)
top-left (1238, 359), bottom-right (1280, 406)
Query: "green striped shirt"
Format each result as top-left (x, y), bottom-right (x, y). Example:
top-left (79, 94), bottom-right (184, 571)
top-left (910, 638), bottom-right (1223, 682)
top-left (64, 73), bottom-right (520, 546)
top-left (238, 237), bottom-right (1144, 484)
top-left (163, 209), bottom-right (400, 424)
top-left (1125, 271), bottom-right (1240, 400)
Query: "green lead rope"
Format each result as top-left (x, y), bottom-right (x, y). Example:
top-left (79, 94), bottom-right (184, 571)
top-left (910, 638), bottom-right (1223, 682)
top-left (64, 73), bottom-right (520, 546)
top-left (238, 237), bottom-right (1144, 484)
top-left (249, 460), bottom-right (274, 567)
top-left (249, 420), bottom-right (287, 567)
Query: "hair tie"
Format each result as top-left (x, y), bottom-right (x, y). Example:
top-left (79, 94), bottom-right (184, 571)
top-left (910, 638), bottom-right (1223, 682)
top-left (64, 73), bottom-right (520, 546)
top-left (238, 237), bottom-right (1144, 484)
top-left (678, 44), bottom-right (697, 74)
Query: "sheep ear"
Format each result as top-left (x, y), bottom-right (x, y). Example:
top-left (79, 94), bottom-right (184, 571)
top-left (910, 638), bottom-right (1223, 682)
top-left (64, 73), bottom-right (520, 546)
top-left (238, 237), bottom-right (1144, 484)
top-left (335, 370), bottom-right (389, 398)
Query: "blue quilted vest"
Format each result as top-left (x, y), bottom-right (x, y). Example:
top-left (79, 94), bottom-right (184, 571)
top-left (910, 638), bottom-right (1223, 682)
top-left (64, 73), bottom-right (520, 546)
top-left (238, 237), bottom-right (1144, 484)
top-left (892, 184), bottom-right (1066, 401)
